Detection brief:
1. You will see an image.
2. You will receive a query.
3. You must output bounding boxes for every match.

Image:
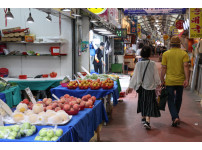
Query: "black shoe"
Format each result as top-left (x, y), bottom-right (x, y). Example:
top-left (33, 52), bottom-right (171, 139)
top-left (141, 118), bottom-right (146, 124)
top-left (172, 118), bottom-right (180, 127)
top-left (144, 122), bottom-right (151, 130)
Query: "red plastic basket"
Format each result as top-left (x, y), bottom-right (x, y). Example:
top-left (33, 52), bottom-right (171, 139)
top-left (19, 75), bottom-right (27, 79)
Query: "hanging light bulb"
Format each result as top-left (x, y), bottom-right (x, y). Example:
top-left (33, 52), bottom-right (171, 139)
top-left (6, 8), bottom-right (14, 20)
top-left (46, 13), bottom-right (52, 22)
top-left (27, 8), bottom-right (34, 23)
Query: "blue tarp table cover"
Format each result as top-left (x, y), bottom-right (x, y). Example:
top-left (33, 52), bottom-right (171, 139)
top-left (51, 81), bottom-right (119, 106)
top-left (0, 92), bottom-right (6, 103)
top-left (0, 100), bottom-right (108, 142)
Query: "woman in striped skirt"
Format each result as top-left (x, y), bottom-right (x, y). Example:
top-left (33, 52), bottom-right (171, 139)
top-left (126, 46), bottom-right (161, 130)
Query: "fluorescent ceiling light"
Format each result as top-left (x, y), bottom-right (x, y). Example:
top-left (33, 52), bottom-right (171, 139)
top-left (62, 8), bottom-right (71, 12)
top-left (94, 28), bottom-right (107, 32)
top-left (90, 19), bottom-right (97, 23)
top-left (72, 13), bottom-right (81, 17)
top-left (6, 8), bottom-right (14, 20)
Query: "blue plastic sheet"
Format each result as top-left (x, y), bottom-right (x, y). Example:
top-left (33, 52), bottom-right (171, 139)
top-left (0, 100), bottom-right (108, 142)
top-left (51, 81), bottom-right (119, 106)
top-left (0, 92), bottom-right (6, 103)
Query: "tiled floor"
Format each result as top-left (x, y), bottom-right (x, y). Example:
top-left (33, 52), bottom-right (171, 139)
top-left (100, 56), bottom-right (202, 142)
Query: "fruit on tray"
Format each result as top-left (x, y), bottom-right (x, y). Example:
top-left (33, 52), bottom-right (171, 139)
top-left (50, 72), bottom-right (57, 78)
top-left (16, 103), bottom-right (28, 113)
top-left (0, 123), bottom-right (36, 139)
top-left (67, 81), bottom-right (78, 89)
top-left (78, 80), bottom-right (91, 89)
top-left (20, 99), bottom-right (30, 105)
top-left (90, 79), bottom-right (101, 90)
top-left (101, 78), bottom-right (114, 89)
top-left (35, 128), bottom-right (63, 141)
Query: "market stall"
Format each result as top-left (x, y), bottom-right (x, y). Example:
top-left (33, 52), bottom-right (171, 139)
top-left (0, 100), bottom-right (108, 142)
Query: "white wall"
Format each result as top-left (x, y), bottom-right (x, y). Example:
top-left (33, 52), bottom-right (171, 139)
top-left (0, 8), bottom-right (72, 77)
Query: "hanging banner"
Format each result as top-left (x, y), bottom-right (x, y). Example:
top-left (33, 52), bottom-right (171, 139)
top-left (124, 8), bottom-right (186, 15)
top-left (108, 8), bottom-right (119, 27)
top-left (137, 23), bottom-right (141, 38)
top-left (99, 9), bottom-right (108, 21)
top-left (87, 8), bottom-right (107, 15)
top-left (130, 16), bottom-right (137, 34)
top-left (189, 8), bottom-right (202, 38)
top-left (176, 20), bottom-right (184, 29)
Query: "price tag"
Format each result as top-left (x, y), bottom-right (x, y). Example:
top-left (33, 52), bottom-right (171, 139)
top-left (25, 87), bottom-right (37, 104)
top-left (0, 99), bottom-right (13, 116)
top-left (52, 94), bottom-right (60, 101)
top-left (0, 115), bottom-right (4, 126)
top-left (77, 72), bottom-right (84, 79)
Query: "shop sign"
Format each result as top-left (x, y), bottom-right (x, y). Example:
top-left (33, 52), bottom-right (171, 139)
top-left (87, 8), bottom-right (107, 15)
top-left (189, 8), bottom-right (202, 38)
top-left (99, 9), bottom-right (108, 21)
top-left (163, 34), bottom-right (169, 41)
top-left (130, 16), bottom-right (137, 34)
top-left (115, 28), bottom-right (127, 38)
top-left (176, 20), bottom-right (184, 29)
top-left (137, 23), bottom-right (141, 38)
top-left (108, 8), bottom-right (119, 27)
top-left (124, 8), bottom-right (186, 15)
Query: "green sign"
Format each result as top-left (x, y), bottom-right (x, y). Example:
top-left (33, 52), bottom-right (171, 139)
top-left (115, 28), bottom-right (127, 38)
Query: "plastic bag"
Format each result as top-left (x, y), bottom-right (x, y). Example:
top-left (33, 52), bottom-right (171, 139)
top-left (0, 122), bottom-right (36, 139)
top-left (34, 126), bottom-right (63, 141)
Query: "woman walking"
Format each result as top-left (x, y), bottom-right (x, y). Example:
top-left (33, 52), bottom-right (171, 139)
top-left (126, 46), bottom-right (161, 130)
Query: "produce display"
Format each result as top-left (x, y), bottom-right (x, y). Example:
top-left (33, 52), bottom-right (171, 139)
top-left (0, 123), bottom-right (36, 139)
top-left (82, 74), bottom-right (117, 81)
top-left (67, 81), bottom-right (78, 89)
top-left (90, 79), bottom-right (101, 90)
top-left (101, 78), bottom-right (114, 89)
top-left (35, 128), bottom-right (63, 141)
top-left (78, 80), bottom-right (91, 89)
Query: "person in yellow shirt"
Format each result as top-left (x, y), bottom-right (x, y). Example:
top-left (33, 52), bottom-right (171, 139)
top-left (161, 36), bottom-right (189, 127)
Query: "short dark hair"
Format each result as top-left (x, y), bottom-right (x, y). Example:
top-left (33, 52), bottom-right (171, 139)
top-left (138, 43), bottom-right (144, 49)
top-left (140, 46), bottom-right (151, 58)
top-left (100, 42), bottom-right (105, 46)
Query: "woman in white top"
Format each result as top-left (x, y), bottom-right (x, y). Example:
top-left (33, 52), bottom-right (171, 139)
top-left (126, 46), bottom-right (161, 130)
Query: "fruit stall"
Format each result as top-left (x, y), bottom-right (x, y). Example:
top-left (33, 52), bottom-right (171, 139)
top-left (0, 94), bottom-right (108, 142)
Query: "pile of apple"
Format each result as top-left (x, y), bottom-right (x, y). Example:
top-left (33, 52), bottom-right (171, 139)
top-left (78, 80), bottom-right (91, 89)
top-left (0, 123), bottom-right (36, 140)
top-left (90, 79), bottom-right (101, 90)
top-left (20, 99), bottom-right (34, 110)
top-left (35, 128), bottom-right (63, 141)
top-left (81, 94), bottom-right (96, 108)
top-left (67, 81), bottom-right (79, 89)
top-left (101, 78), bottom-right (114, 89)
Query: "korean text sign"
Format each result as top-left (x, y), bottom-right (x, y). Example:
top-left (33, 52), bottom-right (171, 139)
top-left (189, 8), bottom-right (202, 38)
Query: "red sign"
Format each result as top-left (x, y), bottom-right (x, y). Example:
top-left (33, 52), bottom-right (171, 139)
top-left (176, 20), bottom-right (184, 29)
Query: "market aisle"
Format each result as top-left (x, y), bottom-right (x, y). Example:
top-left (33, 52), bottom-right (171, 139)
top-left (100, 58), bottom-right (202, 142)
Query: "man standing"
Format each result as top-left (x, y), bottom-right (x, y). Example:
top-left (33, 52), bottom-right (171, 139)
top-left (161, 36), bottom-right (189, 127)
top-left (93, 42), bottom-right (105, 74)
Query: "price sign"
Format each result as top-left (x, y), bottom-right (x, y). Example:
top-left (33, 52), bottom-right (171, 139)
top-left (0, 115), bottom-right (4, 126)
top-left (25, 87), bottom-right (37, 104)
top-left (52, 94), bottom-right (60, 101)
top-left (0, 99), bottom-right (13, 116)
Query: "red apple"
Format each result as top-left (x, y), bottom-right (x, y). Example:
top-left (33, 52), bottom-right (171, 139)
top-left (73, 104), bottom-right (79, 111)
top-left (70, 108), bottom-right (74, 112)
top-left (46, 105), bottom-right (52, 110)
top-left (88, 100), bottom-right (93, 106)
top-left (23, 99), bottom-right (29, 105)
top-left (43, 98), bottom-right (48, 103)
top-left (55, 107), bottom-right (61, 112)
top-left (60, 97), bottom-right (66, 103)
top-left (52, 103), bottom-right (58, 109)
top-left (63, 104), bottom-right (71, 111)
top-left (85, 102), bottom-right (90, 108)
top-left (80, 101), bottom-right (85, 107)
top-left (58, 103), bottom-right (63, 109)
top-left (76, 98), bottom-right (82, 104)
